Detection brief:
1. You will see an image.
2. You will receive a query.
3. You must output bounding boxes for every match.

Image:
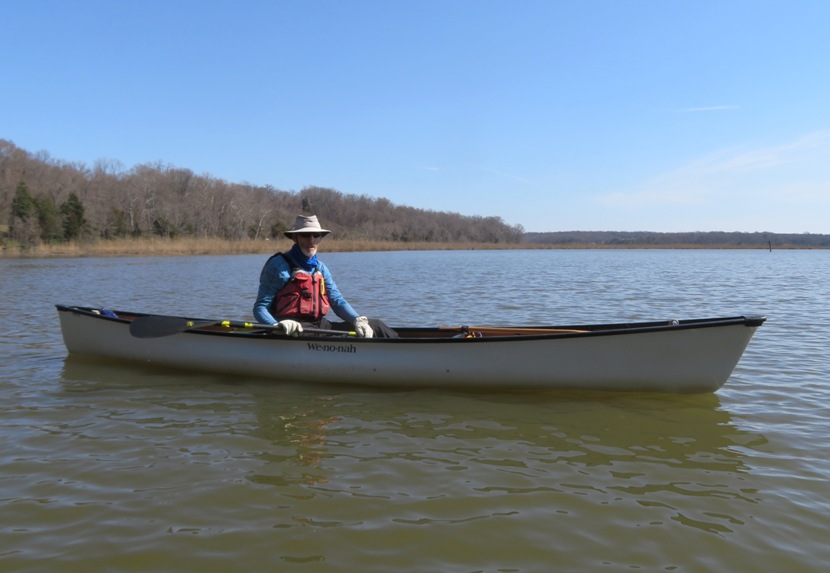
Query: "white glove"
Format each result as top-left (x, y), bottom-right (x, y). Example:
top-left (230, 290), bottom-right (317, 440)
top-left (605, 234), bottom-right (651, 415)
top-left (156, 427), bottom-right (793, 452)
top-left (354, 316), bottom-right (374, 338)
top-left (276, 320), bottom-right (303, 337)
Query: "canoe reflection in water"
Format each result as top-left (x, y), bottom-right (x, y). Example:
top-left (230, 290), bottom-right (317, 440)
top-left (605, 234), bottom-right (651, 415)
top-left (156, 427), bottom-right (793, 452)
top-left (59, 357), bottom-right (767, 536)
top-left (249, 400), bottom-right (339, 487)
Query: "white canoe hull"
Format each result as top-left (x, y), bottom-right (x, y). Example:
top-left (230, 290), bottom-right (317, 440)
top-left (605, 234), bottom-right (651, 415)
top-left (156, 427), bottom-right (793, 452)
top-left (56, 305), bottom-right (765, 393)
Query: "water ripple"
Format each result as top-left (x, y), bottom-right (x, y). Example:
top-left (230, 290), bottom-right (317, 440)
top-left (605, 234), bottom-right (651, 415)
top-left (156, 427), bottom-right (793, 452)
top-left (2, 251), bottom-right (830, 572)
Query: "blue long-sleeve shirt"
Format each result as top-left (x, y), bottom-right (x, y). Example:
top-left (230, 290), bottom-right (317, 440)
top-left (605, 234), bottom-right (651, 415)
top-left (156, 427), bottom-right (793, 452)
top-left (253, 250), bottom-right (360, 325)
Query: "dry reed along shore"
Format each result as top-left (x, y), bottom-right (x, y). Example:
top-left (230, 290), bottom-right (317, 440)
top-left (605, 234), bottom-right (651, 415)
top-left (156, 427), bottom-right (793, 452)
top-left (0, 237), bottom-right (547, 258)
top-left (1, 237), bottom-right (816, 258)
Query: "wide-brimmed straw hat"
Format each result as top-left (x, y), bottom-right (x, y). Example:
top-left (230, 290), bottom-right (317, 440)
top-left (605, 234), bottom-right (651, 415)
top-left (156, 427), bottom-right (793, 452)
top-left (283, 215), bottom-right (331, 238)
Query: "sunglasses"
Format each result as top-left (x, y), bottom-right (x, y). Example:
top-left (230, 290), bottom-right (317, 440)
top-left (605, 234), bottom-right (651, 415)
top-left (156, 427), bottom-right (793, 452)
top-left (297, 232), bottom-right (324, 239)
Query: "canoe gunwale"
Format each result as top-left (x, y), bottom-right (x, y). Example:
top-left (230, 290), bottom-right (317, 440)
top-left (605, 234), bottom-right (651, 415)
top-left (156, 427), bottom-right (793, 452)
top-left (55, 304), bottom-right (766, 343)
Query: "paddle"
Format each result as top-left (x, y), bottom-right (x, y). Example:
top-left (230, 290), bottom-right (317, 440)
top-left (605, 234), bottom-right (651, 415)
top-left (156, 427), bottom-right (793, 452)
top-left (129, 315), bottom-right (355, 339)
top-left (439, 325), bottom-right (587, 336)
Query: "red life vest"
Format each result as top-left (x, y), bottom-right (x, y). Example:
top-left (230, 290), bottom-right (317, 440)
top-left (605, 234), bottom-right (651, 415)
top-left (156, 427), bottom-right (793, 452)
top-left (267, 253), bottom-right (331, 321)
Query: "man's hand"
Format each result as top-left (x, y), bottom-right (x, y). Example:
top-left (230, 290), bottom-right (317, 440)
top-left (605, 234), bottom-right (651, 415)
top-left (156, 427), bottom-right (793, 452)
top-left (276, 320), bottom-right (303, 337)
top-left (354, 316), bottom-right (374, 338)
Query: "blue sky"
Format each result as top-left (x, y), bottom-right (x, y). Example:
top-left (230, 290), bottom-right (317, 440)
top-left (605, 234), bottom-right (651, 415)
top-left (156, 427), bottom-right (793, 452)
top-left (3, 1), bottom-right (829, 233)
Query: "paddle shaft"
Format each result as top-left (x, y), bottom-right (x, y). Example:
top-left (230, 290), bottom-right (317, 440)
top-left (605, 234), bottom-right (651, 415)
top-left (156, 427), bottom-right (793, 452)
top-left (129, 315), bottom-right (355, 338)
top-left (217, 321), bottom-right (353, 336)
top-left (187, 319), bottom-right (343, 336)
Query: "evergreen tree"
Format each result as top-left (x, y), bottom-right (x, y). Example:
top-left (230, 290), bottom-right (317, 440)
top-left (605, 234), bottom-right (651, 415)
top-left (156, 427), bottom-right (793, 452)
top-left (9, 182), bottom-right (41, 245)
top-left (103, 207), bottom-right (131, 238)
top-left (10, 181), bottom-right (36, 221)
top-left (60, 193), bottom-right (87, 240)
top-left (35, 194), bottom-right (64, 243)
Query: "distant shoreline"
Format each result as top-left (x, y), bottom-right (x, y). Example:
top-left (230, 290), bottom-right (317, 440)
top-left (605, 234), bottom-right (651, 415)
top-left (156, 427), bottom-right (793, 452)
top-left (1, 237), bottom-right (825, 258)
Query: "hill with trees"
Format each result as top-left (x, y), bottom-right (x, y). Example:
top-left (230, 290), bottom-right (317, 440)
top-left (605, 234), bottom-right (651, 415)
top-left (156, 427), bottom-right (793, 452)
top-left (0, 139), bottom-right (524, 248)
top-left (524, 230), bottom-right (830, 248)
top-left (3, 139), bottom-right (827, 251)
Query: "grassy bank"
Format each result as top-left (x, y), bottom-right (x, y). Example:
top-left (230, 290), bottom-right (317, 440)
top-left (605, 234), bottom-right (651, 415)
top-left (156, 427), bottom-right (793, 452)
top-left (0, 237), bottom-right (819, 258)
top-left (0, 237), bottom-right (540, 258)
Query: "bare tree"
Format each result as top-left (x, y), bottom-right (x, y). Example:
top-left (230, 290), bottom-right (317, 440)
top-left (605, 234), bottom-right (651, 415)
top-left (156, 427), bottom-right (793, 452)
top-left (1, 140), bottom-right (527, 246)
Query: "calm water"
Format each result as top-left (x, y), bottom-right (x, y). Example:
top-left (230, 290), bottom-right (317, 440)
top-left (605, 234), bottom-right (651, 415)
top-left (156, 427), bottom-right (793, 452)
top-left (1, 249), bottom-right (829, 572)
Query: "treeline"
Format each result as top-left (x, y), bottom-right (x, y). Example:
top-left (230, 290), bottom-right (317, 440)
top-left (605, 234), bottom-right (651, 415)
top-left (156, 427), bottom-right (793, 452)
top-left (524, 231), bottom-right (830, 248)
top-left (0, 139), bottom-right (524, 247)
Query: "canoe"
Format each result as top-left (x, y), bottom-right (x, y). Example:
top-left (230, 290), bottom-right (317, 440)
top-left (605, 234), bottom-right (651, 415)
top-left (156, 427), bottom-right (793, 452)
top-left (56, 304), bottom-right (765, 394)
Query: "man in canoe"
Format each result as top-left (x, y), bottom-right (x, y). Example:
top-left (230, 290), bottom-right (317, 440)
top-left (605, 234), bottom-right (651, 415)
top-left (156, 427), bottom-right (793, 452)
top-left (253, 215), bottom-right (398, 338)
